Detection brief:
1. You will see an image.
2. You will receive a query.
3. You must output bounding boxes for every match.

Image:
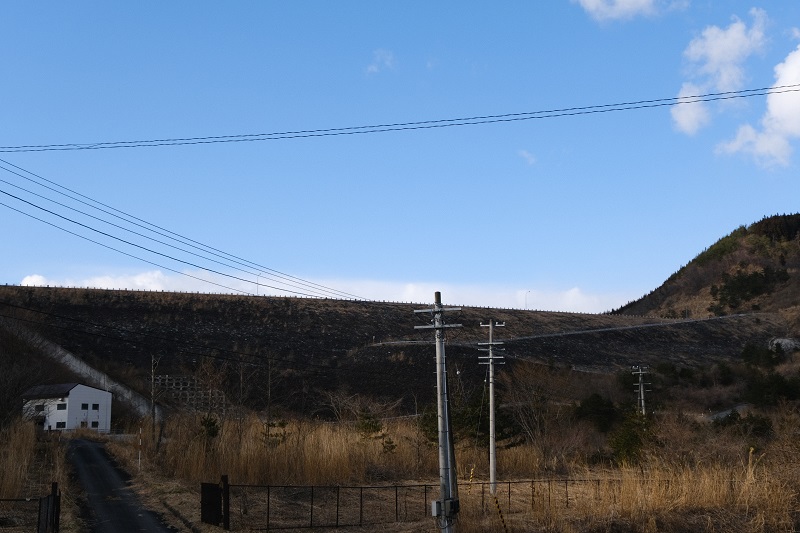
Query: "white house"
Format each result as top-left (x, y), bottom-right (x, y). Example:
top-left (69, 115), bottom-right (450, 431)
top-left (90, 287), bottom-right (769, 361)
top-left (22, 383), bottom-right (112, 432)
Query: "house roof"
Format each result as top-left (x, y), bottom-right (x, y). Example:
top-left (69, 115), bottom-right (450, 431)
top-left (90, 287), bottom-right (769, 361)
top-left (21, 383), bottom-right (80, 400)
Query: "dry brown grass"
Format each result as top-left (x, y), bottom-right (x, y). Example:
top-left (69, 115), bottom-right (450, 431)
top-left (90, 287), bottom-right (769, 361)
top-left (149, 414), bottom-right (439, 485)
top-left (0, 419), bottom-right (36, 498)
top-left (95, 408), bottom-right (800, 532)
top-left (0, 420), bottom-right (83, 532)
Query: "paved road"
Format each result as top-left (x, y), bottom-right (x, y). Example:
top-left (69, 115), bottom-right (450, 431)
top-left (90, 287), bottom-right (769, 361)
top-left (67, 439), bottom-right (176, 533)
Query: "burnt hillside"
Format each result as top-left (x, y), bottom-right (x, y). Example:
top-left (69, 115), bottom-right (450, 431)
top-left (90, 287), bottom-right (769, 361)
top-left (616, 213), bottom-right (800, 332)
top-left (0, 285), bottom-right (788, 416)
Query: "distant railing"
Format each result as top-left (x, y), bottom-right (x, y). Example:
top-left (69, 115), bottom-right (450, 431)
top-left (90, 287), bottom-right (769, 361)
top-left (199, 477), bottom-right (672, 531)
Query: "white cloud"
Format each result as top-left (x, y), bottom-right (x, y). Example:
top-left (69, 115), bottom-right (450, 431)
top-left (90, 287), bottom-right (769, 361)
top-left (518, 149), bottom-right (537, 166)
top-left (671, 82), bottom-right (711, 134)
top-left (20, 274), bottom-right (49, 286)
top-left (574, 0), bottom-right (688, 21)
top-left (317, 280), bottom-right (629, 313)
top-left (672, 8), bottom-right (768, 134)
top-left (717, 44), bottom-right (800, 167)
top-left (366, 49), bottom-right (395, 74)
top-left (20, 270), bottom-right (631, 314)
top-left (684, 8), bottom-right (767, 91)
top-left (21, 271), bottom-right (220, 293)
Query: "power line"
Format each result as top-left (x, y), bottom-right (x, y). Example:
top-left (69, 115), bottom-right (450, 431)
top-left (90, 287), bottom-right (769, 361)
top-left (0, 187), bottom-right (325, 298)
top-left (0, 84), bottom-right (797, 153)
top-left (0, 168), bottom-right (349, 299)
top-left (0, 198), bottom-right (251, 295)
top-left (0, 159), bottom-right (364, 300)
top-left (373, 312), bottom-right (756, 351)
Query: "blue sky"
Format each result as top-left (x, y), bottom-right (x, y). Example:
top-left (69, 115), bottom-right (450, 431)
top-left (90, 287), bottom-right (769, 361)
top-left (1, 1), bottom-right (799, 312)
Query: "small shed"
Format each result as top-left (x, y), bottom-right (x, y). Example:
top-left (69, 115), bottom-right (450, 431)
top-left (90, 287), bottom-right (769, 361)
top-left (22, 383), bottom-right (112, 432)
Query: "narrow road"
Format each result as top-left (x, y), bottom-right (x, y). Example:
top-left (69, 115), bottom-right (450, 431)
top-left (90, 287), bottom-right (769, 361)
top-left (67, 439), bottom-right (175, 533)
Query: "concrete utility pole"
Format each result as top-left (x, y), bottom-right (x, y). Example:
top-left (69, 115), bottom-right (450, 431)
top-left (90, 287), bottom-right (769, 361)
top-left (479, 319), bottom-right (505, 496)
top-left (632, 365), bottom-right (650, 416)
top-left (415, 292), bottom-right (462, 532)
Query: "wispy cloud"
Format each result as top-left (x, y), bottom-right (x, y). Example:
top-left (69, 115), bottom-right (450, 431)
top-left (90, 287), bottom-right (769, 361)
top-left (716, 44), bottom-right (800, 167)
top-left (671, 8), bottom-right (767, 135)
top-left (366, 49), bottom-right (395, 74)
top-left (518, 149), bottom-right (537, 166)
top-left (20, 271), bottom-right (632, 314)
top-left (22, 271), bottom-right (190, 293)
top-left (574, 0), bottom-right (682, 22)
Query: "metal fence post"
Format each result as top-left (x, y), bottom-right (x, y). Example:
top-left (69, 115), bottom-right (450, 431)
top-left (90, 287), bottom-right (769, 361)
top-left (221, 475), bottom-right (230, 531)
top-left (530, 481), bottom-right (534, 513)
top-left (51, 482), bottom-right (60, 533)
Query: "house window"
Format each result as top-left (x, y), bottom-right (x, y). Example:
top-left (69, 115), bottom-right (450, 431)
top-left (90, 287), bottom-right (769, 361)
top-left (81, 403), bottom-right (89, 410)
top-left (92, 404), bottom-right (99, 411)
top-left (80, 421), bottom-right (87, 428)
top-left (55, 422), bottom-right (66, 429)
top-left (34, 404), bottom-right (45, 412)
top-left (91, 421), bottom-right (99, 428)
top-left (56, 403), bottom-right (66, 410)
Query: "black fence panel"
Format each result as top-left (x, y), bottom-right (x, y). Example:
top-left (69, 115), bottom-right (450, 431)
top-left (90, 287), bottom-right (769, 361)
top-left (0, 483), bottom-right (59, 533)
top-left (200, 483), bottom-right (223, 526)
top-left (224, 482), bottom-right (436, 531)
top-left (37, 483), bottom-right (60, 533)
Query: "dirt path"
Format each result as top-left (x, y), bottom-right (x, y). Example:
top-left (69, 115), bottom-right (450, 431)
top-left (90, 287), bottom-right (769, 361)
top-left (67, 439), bottom-right (176, 533)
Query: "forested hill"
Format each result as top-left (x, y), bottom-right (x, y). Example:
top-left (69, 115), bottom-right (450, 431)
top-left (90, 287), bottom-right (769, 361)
top-left (615, 214), bottom-right (800, 334)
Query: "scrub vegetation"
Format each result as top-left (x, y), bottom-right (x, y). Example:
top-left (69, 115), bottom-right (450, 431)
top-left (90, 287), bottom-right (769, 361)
top-left (98, 341), bottom-right (800, 532)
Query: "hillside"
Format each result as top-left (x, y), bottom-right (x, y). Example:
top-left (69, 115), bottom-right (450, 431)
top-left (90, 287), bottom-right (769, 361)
top-left (615, 214), bottom-right (800, 334)
top-left (1, 215), bottom-right (798, 420)
top-left (0, 280), bottom-right (789, 420)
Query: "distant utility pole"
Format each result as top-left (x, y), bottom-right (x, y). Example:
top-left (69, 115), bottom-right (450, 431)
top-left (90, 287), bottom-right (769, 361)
top-left (632, 365), bottom-right (650, 416)
top-left (478, 319), bottom-right (505, 496)
top-left (415, 292), bottom-right (462, 532)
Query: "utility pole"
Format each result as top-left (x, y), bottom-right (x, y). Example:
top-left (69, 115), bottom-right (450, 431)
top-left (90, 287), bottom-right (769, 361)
top-left (415, 291), bottom-right (462, 532)
top-left (151, 352), bottom-right (157, 441)
top-left (632, 365), bottom-right (650, 416)
top-left (479, 319), bottom-right (505, 496)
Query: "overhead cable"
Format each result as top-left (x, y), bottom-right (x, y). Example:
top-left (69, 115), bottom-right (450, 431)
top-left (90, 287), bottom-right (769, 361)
top-left (0, 159), bottom-right (365, 300)
top-left (0, 84), bottom-right (797, 152)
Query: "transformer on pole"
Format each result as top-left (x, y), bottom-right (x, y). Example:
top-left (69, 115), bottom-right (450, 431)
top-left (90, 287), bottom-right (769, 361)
top-left (415, 291), bottom-right (461, 532)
